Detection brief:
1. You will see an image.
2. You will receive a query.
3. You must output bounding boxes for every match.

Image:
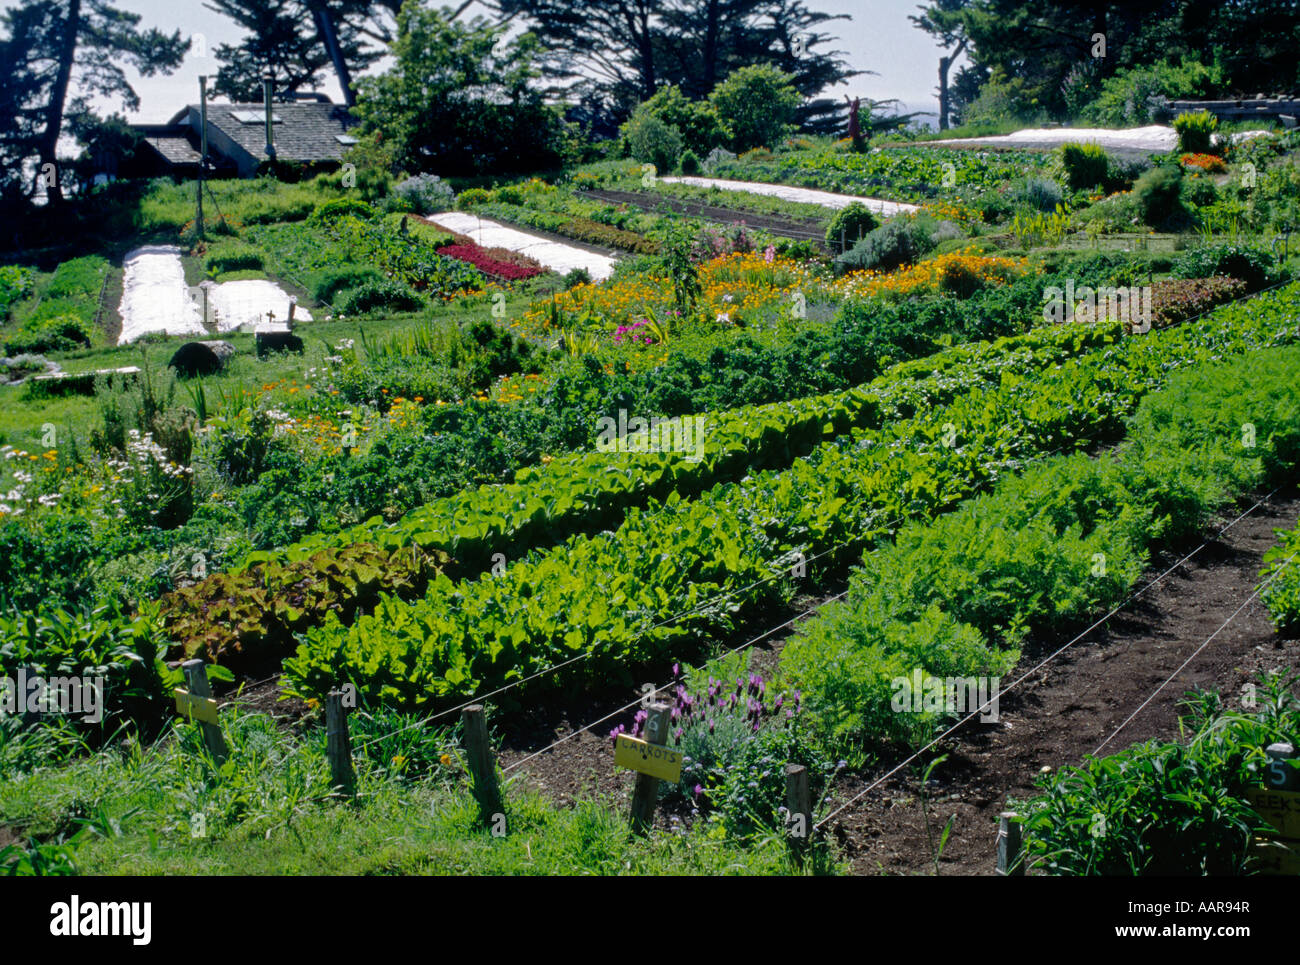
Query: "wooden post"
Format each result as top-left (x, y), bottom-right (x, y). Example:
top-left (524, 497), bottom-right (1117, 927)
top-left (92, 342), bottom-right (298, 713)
top-left (325, 689), bottom-right (354, 796)
top-left (629, 702), bottom-right (670, 834)
top-left (785, 763), bottom-right (812, 863)
top-left (181, 659), bottom-right (227, 764)
top-left (196, 76), bottom-right (207, 239)
top-left (997, 810), bottom-right (1024, 876)
top-left (461, 705), bottom-right (503, 824)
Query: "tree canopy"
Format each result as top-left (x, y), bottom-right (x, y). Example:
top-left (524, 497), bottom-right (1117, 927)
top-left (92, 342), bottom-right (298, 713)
top-left (0, 0), bottom-right (187, 205)
top-left (913, 0), bottom-right (1300, 121)
top-left (495, 0), bottom-right (858, 131)
top-left (350, 4), bottom-right (567, 176)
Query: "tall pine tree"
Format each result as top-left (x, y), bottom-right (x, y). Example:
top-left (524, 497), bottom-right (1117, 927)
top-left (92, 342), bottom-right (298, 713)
top-left (0, 0), bottom-right (187, 205)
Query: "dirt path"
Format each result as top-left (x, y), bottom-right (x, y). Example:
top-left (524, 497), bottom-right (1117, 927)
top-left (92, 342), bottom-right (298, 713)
top-left (819, 490), bottom-right (1300, 876)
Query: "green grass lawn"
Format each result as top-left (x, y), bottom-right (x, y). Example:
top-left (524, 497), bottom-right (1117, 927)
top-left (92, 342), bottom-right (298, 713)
top-left (0, 292), bottom-right (537, 451)
top-left (0, 711), bottom-right (828, 876)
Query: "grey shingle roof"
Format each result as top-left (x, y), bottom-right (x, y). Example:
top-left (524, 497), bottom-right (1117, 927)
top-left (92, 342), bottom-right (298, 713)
top-left (172, 101), bottom-right (357, 164)
top-left (144, 135), bottom-right (201, 165)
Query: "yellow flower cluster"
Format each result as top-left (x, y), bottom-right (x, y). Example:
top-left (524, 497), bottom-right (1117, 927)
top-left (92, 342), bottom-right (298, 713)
top-left (838, 250), bottom-right (1028, 299)
top-left (920, 201), bottom-right (982, 230)
top-left (518, 251), bottom-right (836, 340)
top-left (491, 372), bottom-right (548, 405)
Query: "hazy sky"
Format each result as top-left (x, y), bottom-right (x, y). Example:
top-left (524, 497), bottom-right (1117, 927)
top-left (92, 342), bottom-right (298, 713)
top-left (2, 0), bottom-right (954, 124)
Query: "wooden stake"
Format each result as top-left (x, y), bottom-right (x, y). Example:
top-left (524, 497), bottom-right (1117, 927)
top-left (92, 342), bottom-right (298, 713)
top-left (997, 810), bottom-right (1024, 876)
top-left (629, 702), bottom-right (670, 834)
top-left (181, 659), bottom-right (228, 764)
top-left (785, 763), bottom-right (812, 863)
top-left (461, 705), bottom-right (503, 824)
top-left (325, 689), bottom-right (354, 796)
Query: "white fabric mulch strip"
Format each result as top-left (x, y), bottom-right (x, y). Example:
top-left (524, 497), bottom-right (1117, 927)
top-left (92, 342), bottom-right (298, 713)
top-left (659, 176), bottom-right (920, 215)
top-left (204, 279), bottom-right (312, 333)
top-left (424, 212), bottom-right (618, 281)
top-left (118, 248), bottom-right (313, 344)
top-left (936, 125), bottom-right (1272, 153)
top-left (116, 245), bottom-right (206, 345)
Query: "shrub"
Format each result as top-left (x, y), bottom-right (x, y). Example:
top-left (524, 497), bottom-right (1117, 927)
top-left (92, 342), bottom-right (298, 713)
top-left (563, 267), bottom-right (591, 289)
top-left (680, 149), bottom-right (701, 175)
top-left (455, 188), bottom-right (492, 210)
top-left (1009, 176), bottom-right (1064, 213)
top-left (1181, 172), bottom-right (1220, 208)
top-left (337, 133), bottom-right (397, 202)
top-left (1172, 243), bottom-right (1283, 292)
top-left (203, 239), bottom-right (264, 275)
top-left (825, 202), bottom-right (882, 252)
top-left (0, 266), bottom-right (32, 323)
top-left (392, 174), bottom-right (455, 214)
top-left (626, 113), bottom-right (683, 174)
top-left (309, 198), bottom-right (373, 224)
top-left (312, 266), bottom-right (385, 305)
top-left (709, 65), bottom-right (801, 152)
top-left (5, 314), bottom-right (96, 355)
top-left (1081, 59), bottom-right (1223, 127)
top-left (1173, 109), bottom-right (1218, 155)
top-left (1133, 164), bottom-right (1188, 227)
top-left (624, 85), bottom-right (726, 156)
top-left (0, 352), bottom-right (48, 381)
top-left (835, 218), bottom-right (934, 273)
top-left (336, 279), bottom-right (423, 315)
top-left (1056, 142), bottom-right (1111, 192)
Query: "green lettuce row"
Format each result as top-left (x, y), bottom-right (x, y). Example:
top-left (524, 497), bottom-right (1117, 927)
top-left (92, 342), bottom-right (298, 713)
top-left (781, 344), bottom-right (1300, 750)
top-left (283, 285), bottom-right (1300, 706)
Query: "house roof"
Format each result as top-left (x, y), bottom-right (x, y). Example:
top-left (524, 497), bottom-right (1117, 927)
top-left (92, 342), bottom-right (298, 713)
top-left (143, 135), bottom-right (201, 166)
top-left (167, 100), bottom-right (357, 164)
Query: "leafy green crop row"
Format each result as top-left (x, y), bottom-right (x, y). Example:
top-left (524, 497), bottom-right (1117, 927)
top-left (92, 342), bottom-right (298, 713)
top-left (282, 285), bottom-right (1300, 708)
top-left (161, 322), bottom-right (1117, 661)
top-left (782, 343), bottom-right (1300, 750)
top-left (1262, 521), bottom-right (1300, 637)
top-left (161, 541), bottom-right (451, 672)
top-left (472, 202), bottom-right (662, 254)
top-left (711, 145), bottom-right (1049, 206)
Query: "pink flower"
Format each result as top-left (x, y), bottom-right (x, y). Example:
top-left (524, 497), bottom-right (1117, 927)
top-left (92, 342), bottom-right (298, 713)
top-left (764, 244), bottom-right (775, 264)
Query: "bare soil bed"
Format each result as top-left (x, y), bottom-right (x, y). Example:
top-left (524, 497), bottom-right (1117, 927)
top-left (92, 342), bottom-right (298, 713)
top-left (580, 188), bottom-right (828, 247)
